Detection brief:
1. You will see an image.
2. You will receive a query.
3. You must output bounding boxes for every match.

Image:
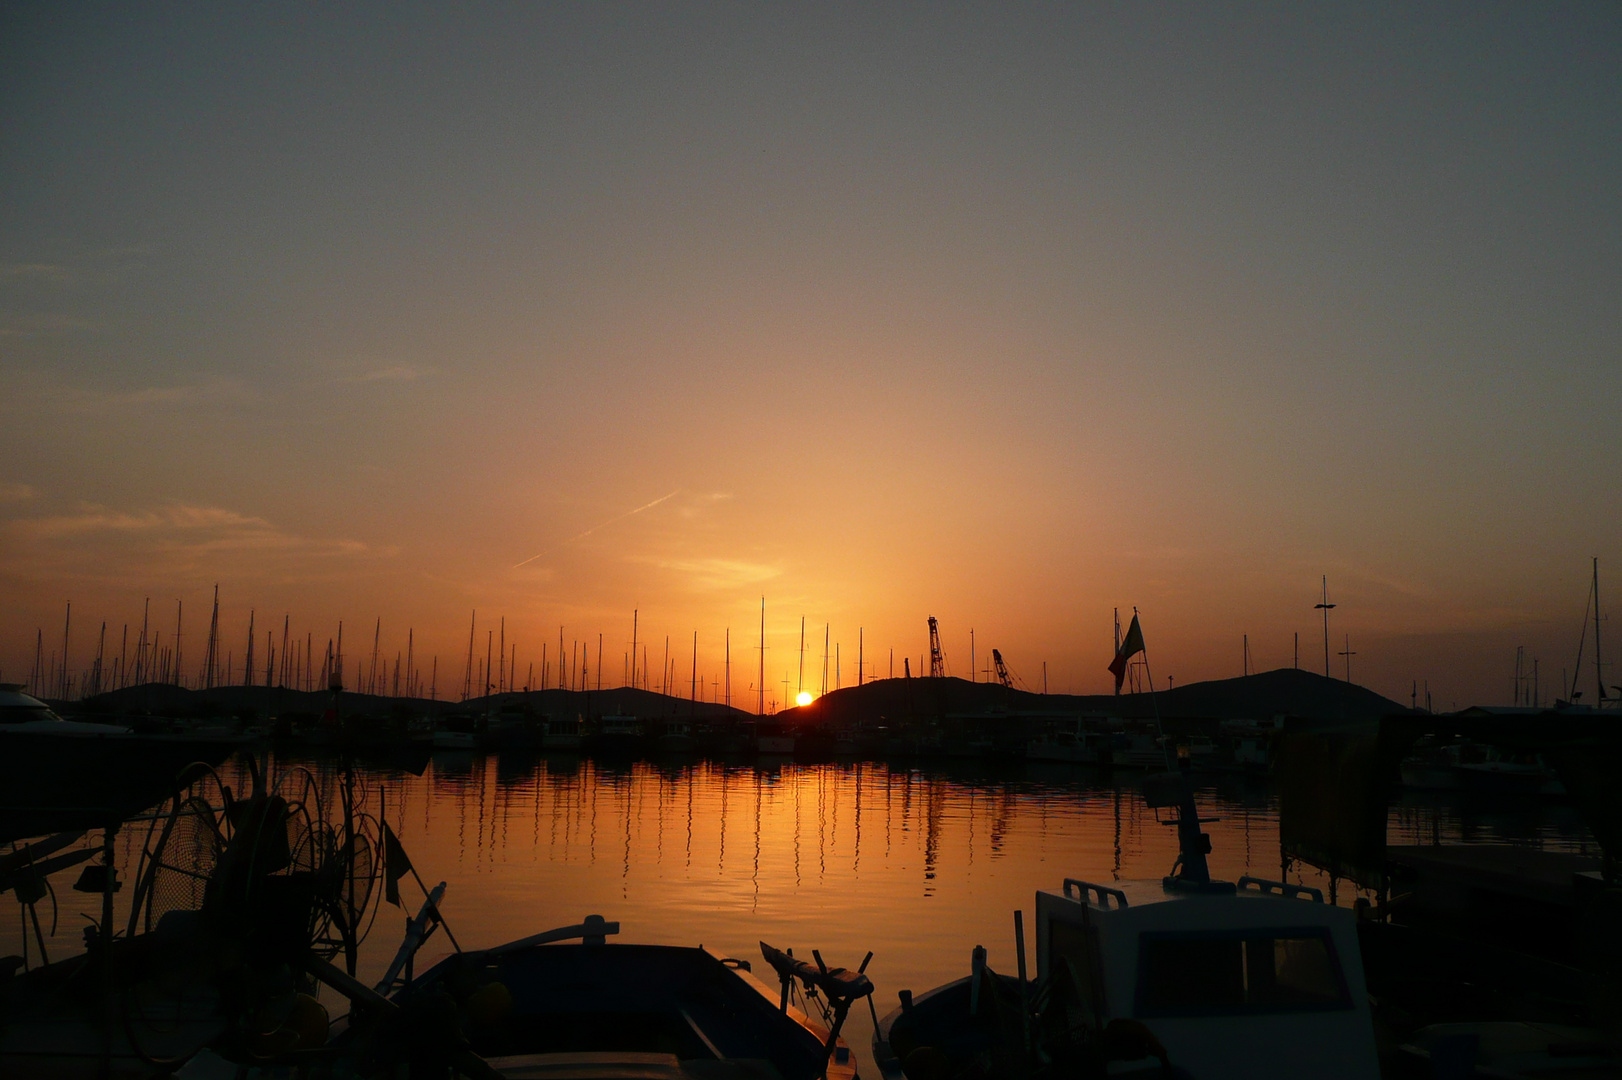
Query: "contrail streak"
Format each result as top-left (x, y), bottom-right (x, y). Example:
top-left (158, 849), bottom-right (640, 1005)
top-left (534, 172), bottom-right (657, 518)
top-left (513, 489), bottom-right (680, 568)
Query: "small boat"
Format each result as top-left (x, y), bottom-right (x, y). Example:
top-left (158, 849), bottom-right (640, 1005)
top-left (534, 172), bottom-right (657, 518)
top-left (431, 711), bottom-right (483, 750)
top-left (655, 718), bottom-right (697, 754)
top-left (874, 761), bottom-right (1380, 1079)
top-left (330, 916), bottom-right (869, 1080)
top-left (589, 714), bottom-right (647, 757)
top-left (1026, 718), bottom-right (1112, 765)
top-left (542, 715), bottom-right (584, 751)
top-left (753, 719), bottom-right (795, 756)
top-left (433, 726), bottom-right (479, 750)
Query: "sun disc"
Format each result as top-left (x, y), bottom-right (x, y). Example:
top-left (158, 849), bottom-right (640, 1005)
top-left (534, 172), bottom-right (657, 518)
top-left (796, 691), bottom-right (813, 707)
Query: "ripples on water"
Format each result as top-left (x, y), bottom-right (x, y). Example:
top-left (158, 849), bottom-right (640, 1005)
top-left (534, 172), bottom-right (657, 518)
top-left (3, 751), bottom-right (1598, 1072)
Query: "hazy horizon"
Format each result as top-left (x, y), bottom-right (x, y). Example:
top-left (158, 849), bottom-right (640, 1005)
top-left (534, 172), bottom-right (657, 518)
top-left (3, 5), bottom-right (1618, 709)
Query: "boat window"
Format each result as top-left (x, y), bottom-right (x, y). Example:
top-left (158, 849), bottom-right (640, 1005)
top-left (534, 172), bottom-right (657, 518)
top-left (0, 705), bottom-right (59, 724)
top-left (1136, 929), bottom-right (1350, 1017)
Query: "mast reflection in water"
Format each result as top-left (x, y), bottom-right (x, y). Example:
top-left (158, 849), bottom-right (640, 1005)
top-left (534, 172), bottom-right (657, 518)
top-left (0, 751), bottom-right (1596, 1073)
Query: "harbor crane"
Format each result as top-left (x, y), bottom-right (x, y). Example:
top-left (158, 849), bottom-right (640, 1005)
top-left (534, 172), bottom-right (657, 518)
top-left (992, 648), bottom-right (1013, 688)
top-left (927, 616), bottom-right (947, 678)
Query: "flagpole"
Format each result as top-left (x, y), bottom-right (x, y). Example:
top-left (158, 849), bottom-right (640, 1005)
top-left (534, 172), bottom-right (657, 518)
top-left (1133, 607), bottom-right (1173, 770)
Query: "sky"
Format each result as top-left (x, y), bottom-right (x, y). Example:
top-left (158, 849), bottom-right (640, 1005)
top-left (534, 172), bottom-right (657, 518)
top-left (2, 4), bottom-right (1619, 709)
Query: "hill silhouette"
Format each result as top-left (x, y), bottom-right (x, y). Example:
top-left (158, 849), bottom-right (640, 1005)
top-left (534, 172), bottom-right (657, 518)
top-left (64, 681), bottom-right (756, 722)
top-left (61, 667), bottom-right (1401, 731)
top-left (779, 667), bottom-right (1407, 728)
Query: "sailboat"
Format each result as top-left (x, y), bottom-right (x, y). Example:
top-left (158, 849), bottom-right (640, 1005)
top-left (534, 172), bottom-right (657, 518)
top-left (1560, 558), bottom-right (1618, 709)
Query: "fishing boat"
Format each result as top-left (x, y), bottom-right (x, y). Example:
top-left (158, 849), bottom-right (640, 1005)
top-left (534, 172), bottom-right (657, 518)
top-left (874, 757), bottom-right (1379, 1079)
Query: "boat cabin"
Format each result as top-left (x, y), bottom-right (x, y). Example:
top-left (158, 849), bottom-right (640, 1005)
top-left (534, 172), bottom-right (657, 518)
top-left (873, 765), bottom-right (1379, 1079)
top-left (1033, 766), bottom-right (1378, 1080)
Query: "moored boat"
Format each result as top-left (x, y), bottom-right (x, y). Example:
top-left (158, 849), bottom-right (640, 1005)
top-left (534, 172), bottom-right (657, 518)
top-left (0, 684), bottom-right (246, 840)
top-left (331, 917), bottom-right (869, 1080)
top-left (589, 714), bottom-right (647, 757)
top-left (874, 761), bottom-right (1380, 1079)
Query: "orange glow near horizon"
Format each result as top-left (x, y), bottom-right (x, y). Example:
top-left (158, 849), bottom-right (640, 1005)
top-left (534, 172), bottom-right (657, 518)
top-left (1, 9), bottom-right (1618, 710)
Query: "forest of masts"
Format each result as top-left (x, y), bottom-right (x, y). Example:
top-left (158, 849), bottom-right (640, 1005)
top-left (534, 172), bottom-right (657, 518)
top-left (10, 592), bottom-right (1032, 712)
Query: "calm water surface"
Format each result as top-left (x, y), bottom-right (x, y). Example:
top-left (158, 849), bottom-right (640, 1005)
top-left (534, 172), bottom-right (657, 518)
top-left (5, 751), bottom-right (1597, 1073)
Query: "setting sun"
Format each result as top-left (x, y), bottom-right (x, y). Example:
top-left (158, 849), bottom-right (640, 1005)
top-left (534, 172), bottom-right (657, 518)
top-left (796, 691), bottom-right (813, 707)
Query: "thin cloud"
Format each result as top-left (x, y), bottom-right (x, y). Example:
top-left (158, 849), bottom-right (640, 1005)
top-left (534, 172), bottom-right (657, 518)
top-left (630, 555), bottom-right (783, 591)
top-left (0, 312), bottom-right (96, 337)
top-left (0, 483), bottom-right (35, 503)
top-left (11, 375), bottom-right (254, 414)
top-left (0, 262), bottom-right (72, 283)
top-left (1, 502), bottom-right (378, 585)
top-left (339, 365), bottom-right (434, 384)
top-left (514, 490), bottom-right (680, 568)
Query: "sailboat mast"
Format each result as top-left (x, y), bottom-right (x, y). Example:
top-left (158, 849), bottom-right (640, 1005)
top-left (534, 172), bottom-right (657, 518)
top-left (1596, 557), bottom-right (1607, 704)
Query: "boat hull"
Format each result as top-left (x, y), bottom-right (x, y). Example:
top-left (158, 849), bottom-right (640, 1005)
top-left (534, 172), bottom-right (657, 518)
top-left (405, 941), bottom-right (856, 1080)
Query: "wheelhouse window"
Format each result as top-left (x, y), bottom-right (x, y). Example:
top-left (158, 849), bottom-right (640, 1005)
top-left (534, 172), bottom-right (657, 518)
top-left (1135, 929), bottom-right (1350, 1017)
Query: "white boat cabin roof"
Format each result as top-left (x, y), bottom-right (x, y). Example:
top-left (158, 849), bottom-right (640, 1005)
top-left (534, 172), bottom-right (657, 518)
top-left (1033, 873), bottom-right (1378, 1079)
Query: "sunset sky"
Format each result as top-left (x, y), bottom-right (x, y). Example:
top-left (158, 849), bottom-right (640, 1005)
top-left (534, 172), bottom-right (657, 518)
top-left (3, 5), bottom-right (1618, 709)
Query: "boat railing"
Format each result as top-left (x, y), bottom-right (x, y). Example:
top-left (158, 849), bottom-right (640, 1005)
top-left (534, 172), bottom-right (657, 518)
top-left (1236, 875), bottom-right (1324, 903)
top-left (486, 913), bottom-right (622, 955)
top-left (1063, 878), bottom-right (1129, 909)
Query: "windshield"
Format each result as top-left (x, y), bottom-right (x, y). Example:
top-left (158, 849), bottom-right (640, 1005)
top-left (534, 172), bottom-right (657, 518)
top-left (1136, 928), bottom-right (1351, 1017)
top-left (0, 704), bottom-right (63, 725)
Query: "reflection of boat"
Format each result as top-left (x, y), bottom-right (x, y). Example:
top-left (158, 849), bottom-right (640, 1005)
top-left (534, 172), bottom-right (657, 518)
top-left (347, 917), bottom-right (864, 1080)
top-left (0, 685), bottom-right (245, 842)
top-left (875, 763), bottom-right (1379, 1079)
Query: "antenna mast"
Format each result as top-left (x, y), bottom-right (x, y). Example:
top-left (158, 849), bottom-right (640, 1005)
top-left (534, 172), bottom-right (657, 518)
top-left (1315, 576), bottom-right (1336, 678)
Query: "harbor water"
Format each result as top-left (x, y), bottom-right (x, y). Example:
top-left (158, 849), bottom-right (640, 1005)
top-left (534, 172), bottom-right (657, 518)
top-left (3, 751), bottom-right (1598, 1075)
